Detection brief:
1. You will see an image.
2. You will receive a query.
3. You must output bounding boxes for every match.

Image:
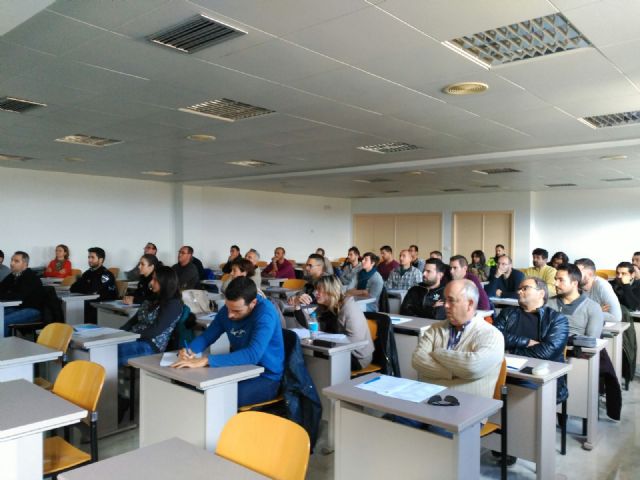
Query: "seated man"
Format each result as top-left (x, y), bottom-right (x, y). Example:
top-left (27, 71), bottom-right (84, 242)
top-left (449, 255), bottom-right (491, 310)
top-left (0, 249), bottom-right (10, 282)
top-left (0, 251), bottom-right (44, 336)
top-left (493, 277), bottom-right (569, 403)
top-left (575, 258), bottom-right (622, 322)
top-left (485, 255), bottom-right (525, 299)
top-left (412, 279), bottom-right (504, 398)
top-left (245, 249), bottom-right (262, 290)
top-left (70, 247), bottom-right (118, 323)
top-left (522, 248), bottom-right (557, 296)
top-left (377, 245), bottom-right (399, 281)
top-left (400, 258), bottom-right (447, 319)
top-left (262, 247), bottom-right (296, 279)
top-left (172, 245), bottom-right (200, 290)
top-left (125, 242), bottom-right (157, 280)
top-left (611, 261), bottom-right (640, 311)
top-left (408, 244), bottom-right (425, 272)
top-left (172, 277), bottom-right (284, 407)
top-left (384, 249), bottom-right (423, 290)
top-left (429, 250), bottom-right (443, 260)
top-left (340, 247), bottom-right (362, 286)
top-left (632, 252), bottom-right (640, 277)
top-left (289, 253), bottom-right (327, 306)
top-left (222, 245), bottom-right (242, 274)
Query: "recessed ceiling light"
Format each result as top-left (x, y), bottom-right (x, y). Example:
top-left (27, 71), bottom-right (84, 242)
top-left (0, 153), bottom-right (30, 161)
top-left (473, 167), bottom-right (521, 175)
top-left (545, 183), bottom-right (577, 187)
top-left (186, 134), bottom-right (216, 142)
top-left (64, 156), bottom-right (85, 163)
top-left (441, 188), bottom-right (464, 192)
top-left (141, 170), bottom-right (174, 176)
top-left (405, 170), bottom-right (436, 175)
top-left (602, 177), bottom-right (633, 182)
top-left (226, 160), bottom-right (275, 167)
top-left (442, 82), bottom-right (489, 95)
top-left (600, 154), bottom-right (628, 161)
top-left (55, 134), bottom-right (122, 147)
top-left (353, 179), bottom-right (371, 184)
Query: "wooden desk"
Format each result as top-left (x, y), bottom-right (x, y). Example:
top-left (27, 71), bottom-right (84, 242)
top-left (68, 327), bottom-right (140, 437)
top-left (324, 373), bottom-right (501, 480)
top-left (391, 314), bottom-right (439, 380)
top-left (129, 353), bottom-right (263, 451)
top-left (386, 289), bottom-right (408, 314)
top-left (0, 300), bottom-right (22, 337)
top-left (602, 321), bottom-right (630, 383)
top-left (59, 437), bottom-right (267, 480)
top-left (482, 355), bottom-right (571, 480)
top-left (58, 293), bottom-right (100, 325)
top-left (0, 379), bottom-right (87, 480)
top-left (93, 300), bottom-right (139, 328)
top-left (0, 336), bottom-right (61, 382)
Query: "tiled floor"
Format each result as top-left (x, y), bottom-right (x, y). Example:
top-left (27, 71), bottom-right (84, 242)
top-left (99, 379), bottom-right (640, 479)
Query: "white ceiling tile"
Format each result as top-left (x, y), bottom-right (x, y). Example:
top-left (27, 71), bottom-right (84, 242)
top-left (564, 0), bottom-right (640, 47)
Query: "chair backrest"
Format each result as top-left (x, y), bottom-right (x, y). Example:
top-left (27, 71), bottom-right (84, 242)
top-left (363, 311), bottom-right (401, 376)
top-left (108, 267), bottom-right (120, 278)
top-left (61, 276), bottom-right (76, 286)
top-left (216, 411), bottom-right (310, 480)
top-left (37, 322), bottom-right (73, 353)
top-left (367, 318), bottom-right (378, 341)
top-left (595, 271), bottom-right (609, 280)
top-left (53, 360), bottom-right (106, 412)
top-left (115, 280), bottom-right (129, 298)
top-left (71, 269), bottom-right (81, 278)
top-left (219, 263), bottom-right (226, 270)
top-left (256, 261), bottom-right (268, 268)
top-left (221, 273), bottom-right (231, 282)
top-left (282, 279), bottom-right (307, 290)
top-left (493, 359), bottom-right (507, 400)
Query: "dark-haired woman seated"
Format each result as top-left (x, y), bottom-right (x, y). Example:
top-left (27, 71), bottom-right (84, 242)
top-left (123, 254), bottom-right (160, 305)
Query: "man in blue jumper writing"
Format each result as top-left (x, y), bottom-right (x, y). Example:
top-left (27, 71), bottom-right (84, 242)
top-left (171, 276), bottom-right (284, 407)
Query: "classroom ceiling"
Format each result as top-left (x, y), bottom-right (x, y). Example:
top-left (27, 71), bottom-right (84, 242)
top-left (2, 0), bottom-right (640, 197)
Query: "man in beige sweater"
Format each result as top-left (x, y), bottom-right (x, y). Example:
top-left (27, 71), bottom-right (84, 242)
top-left (412, 279), bottom-right (504, 399)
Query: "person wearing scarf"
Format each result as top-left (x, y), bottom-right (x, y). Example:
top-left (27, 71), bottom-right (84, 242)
top-left (346, 251), bottom-right (384, 312)
top-left (44, 244), bottom-right (73, 279)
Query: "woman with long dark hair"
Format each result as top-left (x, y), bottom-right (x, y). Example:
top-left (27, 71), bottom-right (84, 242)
top-left (469, 250), bottom-right (490, 282)
top-left (123, 254), bottom-right (160, 305)
top-left (117, 266), bottom-right (184, 366)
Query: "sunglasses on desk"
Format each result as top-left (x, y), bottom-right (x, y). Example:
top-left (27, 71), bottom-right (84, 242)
top-left (426, 394), bottom-right (460, 407)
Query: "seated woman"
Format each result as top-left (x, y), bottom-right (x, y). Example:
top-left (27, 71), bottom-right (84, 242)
top-left (123, 254), bottom-right (159, 305)
top-left (44, 244), bottom-right (72, 278)
top-left (549, 251), bottom-right (569, 269)
top-left (222, 257), bottom-right (263, 294)
top-left (346, 252), bottom-right (384, 312)
top-left (297, 275), bottom-right (374, 370)
top-left (117, 266), bottom-right (184, 367)
top-left (469, 250), bottom-right (490, 282)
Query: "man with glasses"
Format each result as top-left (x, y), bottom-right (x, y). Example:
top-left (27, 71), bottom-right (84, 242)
top-left (485, 255), bottom-right (525, 299)
top-left (289, 253), bottom-right (327, 306)
top-left (125, 242), bottom-right (158, 280)
top-left (172, 245), bottom-right (200, 290)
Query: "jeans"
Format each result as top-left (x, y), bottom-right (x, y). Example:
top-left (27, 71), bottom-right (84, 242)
top-left (118, 339), bottom-right (155, 367)
top-left (3, 307), bottom-right (41, 337)
top-left (237, 375), bottom-right (280, 407)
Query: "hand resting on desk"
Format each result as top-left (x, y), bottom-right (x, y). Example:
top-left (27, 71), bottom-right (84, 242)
top-left (171, 348), bottom-right (209, 368)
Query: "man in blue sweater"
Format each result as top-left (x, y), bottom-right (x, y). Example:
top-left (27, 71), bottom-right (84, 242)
top-left (172, 276), bottom-right (284, 407)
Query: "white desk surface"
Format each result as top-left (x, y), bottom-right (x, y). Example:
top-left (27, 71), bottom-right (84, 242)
top-left (390, 314), bottom-right (439, 334)
top-left (0, 379), bottom-right (86, 441)
top-left (0, 300), bottom-right (22, 308)
top-left (58, 437), bottom-right (268, 480)
top-left (201, 279), bottom-right (223, 287)
top-left (40, 277), bottom-right (62, 285)
top-left (54, 285), bottom-right (71, 293)
top-left (603, 321), bottom-right (631, 334)
top-left (386, 289), bottom-right (408, 298)
top-left (196, 312), bottom-right (217, 328)
top-left (569, 338), bottom-right (608, 355)
top-left (504, 354), bottom-right (572, 384)
top-left (59, 293), bottom-right (100, 301)
top-left (324, 373), bottom-right (501, 433)
top-left (0, 337), bottom-right (61, 367)
top-left (300, 338), bottom-right (369, 356)
top-left (70, 328), bottom-right (140, 349)
top-left (264, 286), bottom-right (301, 295)
top-left (631, 311), bottom-right (640, 318)
top-left (264, 278), bottom-right (286, 287)
top-left (489, 297), bottom-right (519, 307)
top-left (129, 353), bottom-right (264, 390)
top-left (92, 300), bottom-right (140, 314)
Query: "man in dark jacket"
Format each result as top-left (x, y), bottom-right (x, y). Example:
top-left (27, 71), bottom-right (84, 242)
top-left (494, 276), bottom-right (569, 402)
top-left (484, 255), bottom-right (525, 299)
top-left (0, 251), bottom-right (45, 336)
top-left (172, 246), bottom-right (200, 289)
top-left (400, 258), bottom-right (447, 319)
top-left (71, 247), bottom-right (118, 323)
top-left (611, 261), bottom-right (640, 311)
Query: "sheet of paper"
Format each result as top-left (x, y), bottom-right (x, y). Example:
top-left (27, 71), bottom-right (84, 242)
top-left (316, 333), bottom-right (348, 343)
top-left (390, 316), bottom-right (411, 325)
top-left (604, 322), bottom-right (615, 328)
top-left (291, 328), bottom-right (310, 339)
top-left (356, 375), bottom-right (446, 403)
top-left (160, 352), bottom-right (178, 367)
top-left (506, 356), bottom-right (528, 371)
top-left (74, 326), bottom-right (118, 337)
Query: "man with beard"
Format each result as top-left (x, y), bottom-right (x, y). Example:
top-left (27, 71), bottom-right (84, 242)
top-left (400, 258), bottom-right (447, 319)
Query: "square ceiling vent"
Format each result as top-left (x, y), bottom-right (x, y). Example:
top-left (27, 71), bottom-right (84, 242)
top-left (0, 96), bottom-right (46, 113)
top-left (357, 142), bottom-right (421, 154)
top-left (55, 134), bottom-right (122, 147)
top-left (180, 98), bottom-right (274, 122)
top-left (580, 110), bottom-right (640, 128)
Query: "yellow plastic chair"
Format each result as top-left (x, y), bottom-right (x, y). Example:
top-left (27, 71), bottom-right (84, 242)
top-left (596, 269), bottom-right (615, 280)
top-left (61, 276), bottom-right (76, 286)
top-left (221, 273), bottom-right (231, 282)
top-left (43, 360), bottom-right (106, 477)
top-left (256, 261), bottom-right (268, 268)
top-left (351, 318), bottom-right (382, 377)
top-left (115, 280), bottom-right (129, 298)
top-left (216, 412), bottom-right (310, 480)
top-left (282, 279), bottom-right (307, 290)
top-left (70, 269), bottom-right (81, 278)
top-left (34, 323), bottom-right (74, 390)
top-left (480, 359), bottom-right (508, 480)
top-left (108, 267), bottom-right (120, 278)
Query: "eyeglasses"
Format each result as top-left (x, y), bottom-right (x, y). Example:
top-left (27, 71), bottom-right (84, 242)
top-left (305, 263), bottom-right (320, 268)
top-left (427, 394), bottom-right (460, 407)
top-left (517, 285), bottom-right (540, 292)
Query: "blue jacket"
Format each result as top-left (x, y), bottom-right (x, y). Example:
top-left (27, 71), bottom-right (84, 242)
top-left (189, 296), bottom-right (284, 382)
top-left (494, 305), bottom-right (569, 402)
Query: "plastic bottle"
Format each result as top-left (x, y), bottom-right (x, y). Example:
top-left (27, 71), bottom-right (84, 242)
top-left (308, 311), bottom-right (319, 340)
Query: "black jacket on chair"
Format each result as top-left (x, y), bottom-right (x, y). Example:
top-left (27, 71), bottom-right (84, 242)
top-left (363, 312), bottom-right (401, 378)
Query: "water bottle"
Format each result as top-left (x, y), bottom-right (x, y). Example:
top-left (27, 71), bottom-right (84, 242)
top-left (308, 311), bottom-right (319, 340)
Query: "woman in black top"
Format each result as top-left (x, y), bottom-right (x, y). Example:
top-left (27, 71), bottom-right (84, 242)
top-left (123, 254), bottom-right (160, 305)
top-left (117, 266), bottom-right (184, 366)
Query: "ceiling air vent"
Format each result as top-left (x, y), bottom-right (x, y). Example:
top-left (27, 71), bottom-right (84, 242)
top-left (473, 167), bottom-right (521, 175)
top-left (226, 160), bottom-right (275, 167)
top-left (580, 110), bottom-right (640, 129)
top-left (357, 142), bottom-right (421, 154)
top-left (442, 188), bottom-right (464, 192)
top-left (602, 177), bottom-right (633, 182)
top-left (0, 96), bottom-right (47, 113)
top-left (545, 183), bottom-right (577, 187)
top-left (180, 98), bottom-right (274, 122)
top-left (55, 134), bottom-right (122, 147)
top-left (0, 153), bottom-right (31, 161)
top-left (444, 13), bottom-right (592, 67)
top-left (148, 14), bottom-right (246, 54)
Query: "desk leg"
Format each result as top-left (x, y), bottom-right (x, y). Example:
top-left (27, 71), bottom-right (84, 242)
top-left (204, 383), bottom-right (237, 452)
top-left (394, 332), bottom-right (418, 380)
top-left (0, 304), bottom-right (5, 339)
top-left (607, 334), bottom-right (623, 384)
top-left (0, 432), bottom-right (42, 480)
top-left (584, 352), bottom-right (600, 450)
top-left (536, 381), bottom-right (558, 480)
top-left (62, 300), bottom-right (84, 325)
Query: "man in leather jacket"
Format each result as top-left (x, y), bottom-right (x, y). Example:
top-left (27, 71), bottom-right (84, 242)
top-left (400, 258), bottom-right (447, 319)
top-left (493, 276), bottom-right (569, 403)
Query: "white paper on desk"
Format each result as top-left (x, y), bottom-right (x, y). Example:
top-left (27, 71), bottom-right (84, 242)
top-left (74, 327), bottom-right (117, 337)
top-left (291, 328), bottom-right (310, 340)
top-left (390, 316), bottom-right (411, 325)
top-left (604, 322), bottom-right (615, 328)
top-left (356, 375), bottom-right (446, 403)
top-left (506, 357), bottom-right (528, 371)
top-left (316, 333), bottom-right (348, 343)
top-left (160, 352), bottom-right (178, 367)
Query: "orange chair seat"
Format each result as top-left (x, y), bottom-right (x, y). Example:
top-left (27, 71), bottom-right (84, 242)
top-left (480, 421), bottom-right (501, 437)
top-left (44, 436), bottom-right (91, 475)
top-left (239, 395), bottom-right (284, 412)
top-left (351, 363), bottom-right (381, 378)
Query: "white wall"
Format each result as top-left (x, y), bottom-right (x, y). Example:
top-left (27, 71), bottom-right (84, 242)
top-left (352, 191), bottom-right (532, 267)
top-left (531, 187), bottom-right (640, 269)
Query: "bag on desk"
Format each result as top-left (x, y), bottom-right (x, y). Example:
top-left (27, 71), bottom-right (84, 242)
top-left (181, 289), bottom-right (212, 314)
top-left (570, 335), bottom-right (597, 348)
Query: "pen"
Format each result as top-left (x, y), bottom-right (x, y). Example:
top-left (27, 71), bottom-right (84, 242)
top-left (364, 376), bottom-right (381, 384)
top-left (183, 340), bottom-right (192, 356)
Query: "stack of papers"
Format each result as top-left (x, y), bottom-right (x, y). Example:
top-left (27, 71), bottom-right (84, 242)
top-left (506, 357), bottom-right (528, 371)
top-left (73, 325), bottom-right (117, 337)
top-left (316, 333), bottom-right (348, 343)
top-left (356, 375), bottom-right (446, 403)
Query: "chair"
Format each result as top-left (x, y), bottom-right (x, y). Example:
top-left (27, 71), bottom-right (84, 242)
top-left (34, 323), bottom-right (74, 390)
top-left (481, 359), bottom-right (508, 480)
top-left (257, 261), bottom-right (268, 268)
top-left (107, 267), bottom-right (120, 278)
top-left (115, 280), bottom-right (129, 298)
top-left (351, 318), bottom-right (382, 377)
top-left (61, 276), bottom-right (76, 286)
top-left (219, 263), bottom-right (226, 270)
top-left (216, 412), bottom-right (310, 480)
top-left (596, 269), bottom-right (616, 280)
top-left (43, 360), bottom-right (106, 478)
top-left (282, 279), bottom-right (306, 290)
top-left (351, 312), bottom-right (401, 377)
top-left (595, 271), bottom-right (609, 280)
top-left (221, 273), bottom-right (231, 282)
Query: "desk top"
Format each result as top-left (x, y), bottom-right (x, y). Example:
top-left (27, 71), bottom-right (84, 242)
top-left (390, 314), bottom-right (438, 334)
top-left (0, 336), bottom-right (61, 366)
top-left (504, 354), bottom-right (572, 384)
top-left (603, 321), bottom-right (631, 334)
top-left (631, 311), bottom-right (640, 319)
top-left (0, 379), bottom-right (87, 441)
top-left (489, 297), bottom-right (519, 307)
top-left (0, 300), bottom-right (22, 308)
top-left (300, 339), bottom-right (369, 356)
top-left (386, 289), bottom-right (408, 297)
top-left (59, 437), bottom-right (267, 480)
top-left (323, 373), bottom-right (501, 433)
top-left (201, 279), bottom-right (223, 286)
top-left (70, 327), bottom-right (140, 349)
top-left (196, 312), bottom-right (217, 328)
top-left (92, 300), bottom-right (140, 314)
top-left (59, 293), bottom-right (100, 301)
top-left (567, 338), bottom-right (608, 355)
top-left (129, 353), bottom-right (264, 390)
top-left (41, 277), bottom-right (63, 285)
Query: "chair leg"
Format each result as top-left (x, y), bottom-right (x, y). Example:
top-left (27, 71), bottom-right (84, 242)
top-left (582, 418), bottom-right (588, 436)
top-left (560, 400), bottom-right (567, 455)
top-left (90, 418), bottom-right (98, 462)
top-left (129, 366), bottom-right (136, 422)
top-left (500, 385), bottom-right (508, 480)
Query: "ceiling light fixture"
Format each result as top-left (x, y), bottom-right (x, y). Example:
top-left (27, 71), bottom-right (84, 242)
top-left (600, 154), bottom-right (628, 161)
top-left (186, 134), bottom-right (216, 142)
top-left (442, 82), bottom-right (489, 95)
top-left (55, 134), bottom-right (122, 147)
top-left (64, 156), bottom-right (86, 163)
top-left (0, 153), bottom-right (30, 161)
top-left (357, 142), bottom-right (422, 154)
top-left (141, 170), bottom-right (174, 176)
top-left (226, 160), bottom-right (275, 167)
top-left (180, 98), bottom-right (275, 122)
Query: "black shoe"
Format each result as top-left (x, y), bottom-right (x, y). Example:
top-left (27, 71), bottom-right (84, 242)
top-left (490, 451), bottom-right (517, 466)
